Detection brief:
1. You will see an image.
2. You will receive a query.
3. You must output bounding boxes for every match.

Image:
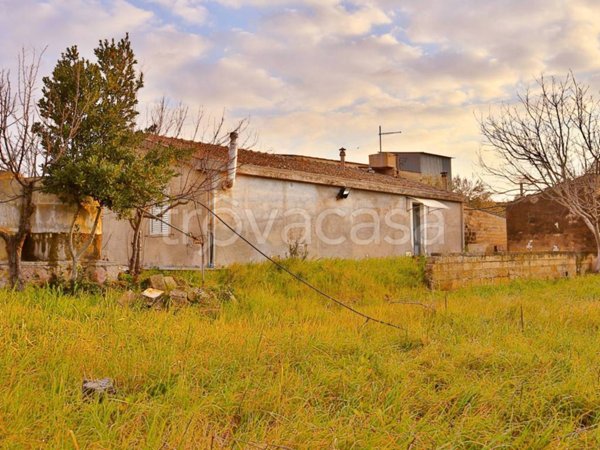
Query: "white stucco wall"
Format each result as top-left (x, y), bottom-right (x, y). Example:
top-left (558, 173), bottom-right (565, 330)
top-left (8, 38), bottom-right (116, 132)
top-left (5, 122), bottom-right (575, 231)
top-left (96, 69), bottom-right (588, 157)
top-left (213, 175), bottom-right (462, 265)
top-left (102, 173), bottom-right (463, 269)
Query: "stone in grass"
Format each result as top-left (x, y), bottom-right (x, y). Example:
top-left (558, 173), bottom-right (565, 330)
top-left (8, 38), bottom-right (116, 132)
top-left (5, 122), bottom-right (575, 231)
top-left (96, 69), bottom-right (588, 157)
top-left (142, 288), bottom-right (164, 299)
top-left (148, 274), bottom-right (166, 291)
top-left (142, 288), bottom-right (165, 309)
top-left (186, 287), bottom-right (213, 304)
top-left (117, 290), bottom-right (138, 307)
top-left (82, 378), bottom-right (116, 399)
top-left (163, 276), bottom-right (178, 291)
top-left (168, 289), bottom-right (189, 307)
top-left (87, 266), bottom-right (108, 284)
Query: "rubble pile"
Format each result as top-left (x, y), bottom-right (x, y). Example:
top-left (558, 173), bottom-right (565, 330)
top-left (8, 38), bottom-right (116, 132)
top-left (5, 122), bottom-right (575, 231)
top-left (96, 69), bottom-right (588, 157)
top-left (117, 273), bottom-right (236, 312)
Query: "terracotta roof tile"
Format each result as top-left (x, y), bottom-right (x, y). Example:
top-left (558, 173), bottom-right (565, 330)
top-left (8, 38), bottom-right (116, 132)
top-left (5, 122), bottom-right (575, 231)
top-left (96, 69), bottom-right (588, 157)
top-left (148, 136), bottom-right (462, 202)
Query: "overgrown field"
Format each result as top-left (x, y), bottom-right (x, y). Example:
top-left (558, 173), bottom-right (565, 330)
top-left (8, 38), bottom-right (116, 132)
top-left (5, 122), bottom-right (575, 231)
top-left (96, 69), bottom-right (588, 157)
top-left (3, 257), bottom-right (600, 448)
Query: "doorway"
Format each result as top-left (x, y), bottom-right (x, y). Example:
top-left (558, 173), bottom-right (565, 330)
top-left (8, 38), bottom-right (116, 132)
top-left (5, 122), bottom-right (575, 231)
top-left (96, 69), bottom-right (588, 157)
top-left (412, 203), bottom-right (423, 255)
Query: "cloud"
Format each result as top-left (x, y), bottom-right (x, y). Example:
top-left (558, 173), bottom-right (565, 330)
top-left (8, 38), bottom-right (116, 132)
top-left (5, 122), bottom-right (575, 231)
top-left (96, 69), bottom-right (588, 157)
top-left (2, 0), bottom-right (600, 182)
top-left (259, 2), bottom-right (392, 41)
top-left (0, 0), bottom-right (154, 61)
top-left (135, 27), bottom-right (211, 101)
top-left (150, 0), bottom-right (208, 25)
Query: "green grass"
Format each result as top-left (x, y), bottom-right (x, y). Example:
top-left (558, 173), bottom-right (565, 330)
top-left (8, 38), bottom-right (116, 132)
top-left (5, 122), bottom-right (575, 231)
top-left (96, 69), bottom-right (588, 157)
top-left (2, 257), bottom-right (600, 448)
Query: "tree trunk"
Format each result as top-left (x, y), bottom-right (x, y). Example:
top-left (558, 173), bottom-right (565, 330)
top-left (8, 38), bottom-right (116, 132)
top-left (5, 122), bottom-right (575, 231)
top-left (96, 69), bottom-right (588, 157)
top-left (6, 237), bottom-right (23, 289)
top-left (1, 182), bottom-right (35, 289)
top-left (71, 251), bottom-right (79, 283)
top-left (134, 229), bottom-right (142, 279)
top-left (68, 206), bottom-right (81, 284)
top-left (128, 220), bottom-right (138, 275)
top-left (586, 222), bottom-right (600, 272)
top-left (580, 219), bottom-right (600, 273)
top-left (68, 205), bottom-right (102, 284)
top-left (201, 243), bottom-right (205, 286)
top-left (128, 210), bottom-right (144, 283)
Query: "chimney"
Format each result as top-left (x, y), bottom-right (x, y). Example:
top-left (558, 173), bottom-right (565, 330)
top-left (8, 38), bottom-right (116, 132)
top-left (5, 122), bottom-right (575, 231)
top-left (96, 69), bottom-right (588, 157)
top-left (225, 131), bottom-right (238, 189)
top-left (440, 171), bottom-right (448, 190)
top-left (339, 147), bottom-right (346, 167)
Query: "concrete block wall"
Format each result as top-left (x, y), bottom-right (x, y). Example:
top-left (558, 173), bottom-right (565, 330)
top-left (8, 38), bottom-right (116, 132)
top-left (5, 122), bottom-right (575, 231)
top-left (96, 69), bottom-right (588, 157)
top-left (426, 253), bottom-right (591, 290)
top-left (464, 208), bottom-right (507, 254)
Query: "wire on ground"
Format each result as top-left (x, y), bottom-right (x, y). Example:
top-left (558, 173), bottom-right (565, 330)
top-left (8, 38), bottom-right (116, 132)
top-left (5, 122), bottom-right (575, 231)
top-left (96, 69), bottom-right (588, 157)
top-left (145, 202), bottom-right (404, 331)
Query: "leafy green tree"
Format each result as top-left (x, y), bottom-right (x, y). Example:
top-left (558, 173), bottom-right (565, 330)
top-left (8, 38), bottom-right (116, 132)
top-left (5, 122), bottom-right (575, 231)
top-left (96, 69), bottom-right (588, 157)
top-left (124, 137), bottom-right (192, 281)
top-left (38, 35), bottom-right (145, 282)
top-left (39, 34), bottom-right (256, 285)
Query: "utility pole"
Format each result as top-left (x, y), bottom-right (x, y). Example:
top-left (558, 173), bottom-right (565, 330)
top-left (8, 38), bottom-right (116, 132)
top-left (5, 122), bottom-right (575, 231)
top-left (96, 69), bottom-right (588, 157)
top-left (378, 125), bottom-right (402, 153)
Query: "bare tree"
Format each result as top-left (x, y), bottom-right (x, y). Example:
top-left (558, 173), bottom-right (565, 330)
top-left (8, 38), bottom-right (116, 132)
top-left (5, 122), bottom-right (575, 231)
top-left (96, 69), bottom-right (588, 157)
top-left (452, 175), bottom-right (495, 208)
top-left (480, 72), bottom-right (600, 270)
top-left (126, 100), bottom-right (256, 280)
top-left (0, 49), bottom-right (47, 288)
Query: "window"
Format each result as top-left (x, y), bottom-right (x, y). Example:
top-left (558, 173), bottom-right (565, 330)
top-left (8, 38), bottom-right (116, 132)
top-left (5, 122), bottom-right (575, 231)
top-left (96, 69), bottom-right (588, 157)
top-left (149, 202), bottom-right (171, 236)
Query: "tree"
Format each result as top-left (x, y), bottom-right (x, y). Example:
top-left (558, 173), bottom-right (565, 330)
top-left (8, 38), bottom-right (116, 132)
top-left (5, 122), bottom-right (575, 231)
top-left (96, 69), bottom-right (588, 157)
top-left (38, 35), bottom-right (144, 282)
top-left (125, 101), bottom-right (255, 281)
top-left (480, 72), bottom-right (600, 270)
top-left (0, 49), bottom-right (47, 288)
top-left (451, 176), bottom-right (496, 209)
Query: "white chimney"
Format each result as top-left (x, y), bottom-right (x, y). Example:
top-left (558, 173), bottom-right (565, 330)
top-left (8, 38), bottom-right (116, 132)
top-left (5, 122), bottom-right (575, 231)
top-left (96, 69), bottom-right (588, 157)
top-left (225, 131), bottom-right (239, 188)
top-left (339, 147), bottom-right (346, 167)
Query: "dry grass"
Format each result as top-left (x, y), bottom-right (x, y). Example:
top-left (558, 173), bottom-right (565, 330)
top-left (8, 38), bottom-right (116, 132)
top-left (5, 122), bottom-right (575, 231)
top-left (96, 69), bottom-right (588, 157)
top-left (2, 257), bottom-right (600, 448)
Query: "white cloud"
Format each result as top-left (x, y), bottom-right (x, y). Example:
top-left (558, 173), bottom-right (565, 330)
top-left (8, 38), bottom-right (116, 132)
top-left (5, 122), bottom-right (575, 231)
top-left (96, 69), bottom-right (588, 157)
top-left (3, 0), bottom-right (600, 181)
top-left (260, 2), bottom-right (392, 41)
top-left (150, 0), bottom-right (208, 25)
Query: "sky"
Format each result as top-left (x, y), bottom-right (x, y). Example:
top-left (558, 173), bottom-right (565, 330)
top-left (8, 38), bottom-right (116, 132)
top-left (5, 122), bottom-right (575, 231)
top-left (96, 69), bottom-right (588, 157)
top-left (1, 0), bottom-right (600, 179)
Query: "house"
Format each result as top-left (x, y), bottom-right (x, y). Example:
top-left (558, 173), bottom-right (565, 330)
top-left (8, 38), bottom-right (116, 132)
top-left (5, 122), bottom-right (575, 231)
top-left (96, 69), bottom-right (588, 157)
top-left (0, 135), bottom-right (465, 275)
top-left (507, 193), bottom-right (596, 253)
top-left (102, 135), bottom-right (464, 269)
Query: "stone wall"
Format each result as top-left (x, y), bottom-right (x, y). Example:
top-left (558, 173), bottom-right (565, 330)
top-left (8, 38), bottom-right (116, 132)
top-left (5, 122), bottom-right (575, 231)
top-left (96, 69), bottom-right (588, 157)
top-left (426, 253), bottom-right (591, 290)
top-left (0, 261), bottom-right (125, 288)
top-left (464, 207), bottom-right (507, 254)
top-left (507, 194), bottom-right (596, 253)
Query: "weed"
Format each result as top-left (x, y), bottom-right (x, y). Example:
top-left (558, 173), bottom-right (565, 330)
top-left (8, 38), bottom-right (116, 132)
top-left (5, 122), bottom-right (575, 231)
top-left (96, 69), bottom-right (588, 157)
top-left (2, 257), bottom-right (600, 447)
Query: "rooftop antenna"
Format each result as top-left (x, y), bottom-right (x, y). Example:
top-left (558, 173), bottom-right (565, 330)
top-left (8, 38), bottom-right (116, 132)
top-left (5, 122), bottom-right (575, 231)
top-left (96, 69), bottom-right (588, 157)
top-left (378, 125), bottom-right (402, 153)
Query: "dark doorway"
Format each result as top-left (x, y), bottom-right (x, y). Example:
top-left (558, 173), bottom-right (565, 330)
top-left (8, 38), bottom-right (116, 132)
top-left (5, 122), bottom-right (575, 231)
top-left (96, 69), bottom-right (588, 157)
top-left (412, 203), bottom-right (423, 255)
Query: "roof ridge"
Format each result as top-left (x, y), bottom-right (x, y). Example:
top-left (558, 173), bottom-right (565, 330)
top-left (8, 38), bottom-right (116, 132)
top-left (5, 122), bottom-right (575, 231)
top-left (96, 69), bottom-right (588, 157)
top-left (146, 135), bottom-right (462, 202)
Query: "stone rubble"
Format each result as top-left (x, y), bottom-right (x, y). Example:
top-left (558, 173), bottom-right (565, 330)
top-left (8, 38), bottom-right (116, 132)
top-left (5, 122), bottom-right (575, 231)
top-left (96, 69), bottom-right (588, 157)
top-left (82, 378), bottom-right (116, 399)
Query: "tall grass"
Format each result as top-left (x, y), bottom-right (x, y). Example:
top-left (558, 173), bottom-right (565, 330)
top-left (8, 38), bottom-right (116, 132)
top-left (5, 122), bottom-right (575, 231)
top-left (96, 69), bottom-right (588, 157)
top-left (1, 257), bottom-right (600, 448)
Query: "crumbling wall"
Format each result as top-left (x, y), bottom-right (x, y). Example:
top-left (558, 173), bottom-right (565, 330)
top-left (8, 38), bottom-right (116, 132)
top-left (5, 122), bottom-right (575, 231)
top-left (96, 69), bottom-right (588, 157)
top-left (465, 208), bottom-right (507, 254)
top-left (0, 175), bottom-right (101, 262)
top-left (426, 253), bottom-right (591, 290)
top-left (507, 195), bottom-right (596, 253)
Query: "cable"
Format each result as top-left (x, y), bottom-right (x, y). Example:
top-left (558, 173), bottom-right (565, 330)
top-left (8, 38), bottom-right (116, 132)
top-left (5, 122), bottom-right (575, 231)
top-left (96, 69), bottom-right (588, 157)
top-left (144, 204), bottom-right (404, 330)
